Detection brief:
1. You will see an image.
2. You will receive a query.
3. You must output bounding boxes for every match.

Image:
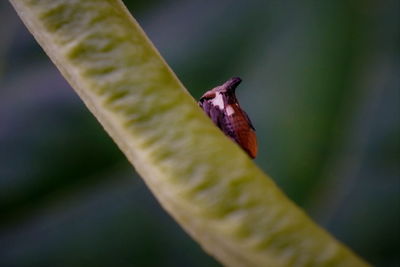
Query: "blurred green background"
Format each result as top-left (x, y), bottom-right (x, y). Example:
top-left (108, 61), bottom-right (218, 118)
top-left (1, 0), bottom-right (399, 266)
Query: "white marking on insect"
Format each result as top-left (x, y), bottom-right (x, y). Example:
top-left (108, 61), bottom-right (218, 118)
top-left (211, 92), bottom-right (224, 110)
top-left (226, 105), bottom-right (235, 116)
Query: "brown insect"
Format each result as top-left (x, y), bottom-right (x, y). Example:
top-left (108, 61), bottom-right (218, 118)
top-left (198, 77), bottom-right (257, 158)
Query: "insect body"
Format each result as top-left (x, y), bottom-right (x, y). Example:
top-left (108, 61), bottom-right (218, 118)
top-left (198, 77), bottom-right (257, 158)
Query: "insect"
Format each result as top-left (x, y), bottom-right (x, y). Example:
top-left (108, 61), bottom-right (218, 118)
top-left (198, 77), bottom-right (257, 158)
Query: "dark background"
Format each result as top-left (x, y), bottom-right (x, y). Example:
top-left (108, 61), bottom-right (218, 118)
top-left (0, 0), bottom-right (399, 266)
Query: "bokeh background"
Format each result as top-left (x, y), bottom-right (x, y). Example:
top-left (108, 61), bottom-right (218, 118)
top-left (1, 0), bottom-right (399, 266)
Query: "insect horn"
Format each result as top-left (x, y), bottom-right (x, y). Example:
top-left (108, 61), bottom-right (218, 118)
top-left (222, 77), bottom-right (242, 92)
